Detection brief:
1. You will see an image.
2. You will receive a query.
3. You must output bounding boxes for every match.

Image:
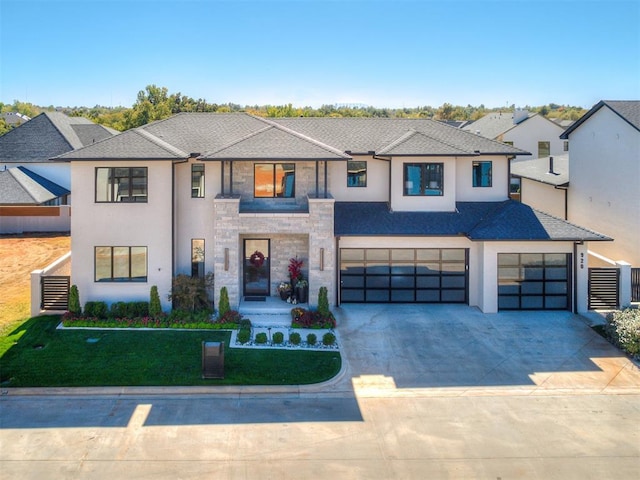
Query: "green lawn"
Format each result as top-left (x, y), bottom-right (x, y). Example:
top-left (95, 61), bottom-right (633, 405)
top-left (0, 316), bottom-right (341, 387)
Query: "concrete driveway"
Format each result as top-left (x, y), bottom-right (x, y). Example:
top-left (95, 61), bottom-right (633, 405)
top-left (1, 305), bottom-right (639, 479)
top-left (332, 304), bottom-right (640, 395)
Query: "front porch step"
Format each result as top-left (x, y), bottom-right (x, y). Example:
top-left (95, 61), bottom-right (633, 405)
top-left (238, 295), bottom-right (307, 315)
top-left (240, 313), bottom-right (292, 327)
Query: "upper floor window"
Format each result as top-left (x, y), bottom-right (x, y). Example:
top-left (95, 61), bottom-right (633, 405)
top-left (95, 246), bottom-right (147, 282)
top-left (347, 161), bottom-right (367, 187)
top-left (472, 161), bottom-right (492, 187)
top-left (254, 163), bottom-right (295, 198)
top-left (96, 167), bottom-right (147, 203)
top-left (192, 239), bottom-right (205, 278)
top-left (191, 164), bottom-right (205, 198)
top-left (404, 163), bottom-right (443, 196)
top-left (563, 141), bottom-right (569, 152)
top-left (538, 141), bottom-right (550, 158)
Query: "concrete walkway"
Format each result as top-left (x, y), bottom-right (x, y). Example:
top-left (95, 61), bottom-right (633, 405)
top-left (2, 305), bottom-right (639, 479)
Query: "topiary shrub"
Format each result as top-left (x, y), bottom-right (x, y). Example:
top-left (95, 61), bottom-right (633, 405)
top-left (322, 332), bottom-right (336, 346)
top-left (237, 329), bottom-right (251, 344)
top-left (307, 333), bottom-right (317, 346)
top-left (255, 332), bottom-right (268, 344)
top-left (317, 286), bottom-right (330, 317)
top-left (239, 318), bottom-right (252, 330)
top-left (289, 332), bottom-right (301, 345)
top-left (272, 331), bottom-right (284, 344)
top-left (218, 287), bottom-right (230, 320)
top-left (68, 285), bottom-right (81, 316)
top-left (149, 285), bottom-right (162, 317)
top-left (84, 301), bottom-right (108, 319)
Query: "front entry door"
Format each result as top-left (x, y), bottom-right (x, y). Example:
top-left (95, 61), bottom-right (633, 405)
top-left (243, 239), bottom-right (270, 297)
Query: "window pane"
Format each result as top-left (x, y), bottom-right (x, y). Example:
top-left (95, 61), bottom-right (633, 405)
top-left (538, 141), bottom-right (550, 158)
top-left (472, 161), bottom-right (492, 187)
top-left (424, 164), bottom-right (443, 195)
top-left (254, 164), bottom-right (274, 197)
top-left (95, 247), bottom-right (112, 282)
top-left (341, 249), bottom-right (364, 261)
top-left (192, 164), bottom-right (205, 198)
top-left (275, 164), bottom-right (295, 198)
top-left (96, 168), bottom-right (111, 202)
top-left (417, 249), bottom-right (440, 261)
top-left (347, 161), bottom-right (367, 187)
top-left (366, 249), bottom-right (389, 261)
top-left (130, 247), bottom-right (147, 281)
top-left (113, 247), bottom-right (130, 281)
top-left (442, 249), bottom-right (465, 261)
top-left (192, 239), bottom-right (205, 278)
top-left (404, 164), bottom-right (422, 195)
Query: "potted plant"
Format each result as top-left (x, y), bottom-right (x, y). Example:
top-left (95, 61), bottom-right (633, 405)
top-left (295, 278), bottom-right (308, 303)
top-left (288, 256), bottom-right (304, 287)
top-left (277, 281), bottom-right (292, 301)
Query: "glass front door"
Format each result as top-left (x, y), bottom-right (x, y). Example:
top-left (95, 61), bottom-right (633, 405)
top-left (243, 239), bottom-right (270, 297)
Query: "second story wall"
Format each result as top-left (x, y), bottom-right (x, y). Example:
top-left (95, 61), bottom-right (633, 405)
top-left (502, 115), bottom-right (566, 160)
top-left (328, 155), bottom-right (389, 202)
top-left (390, 156), bottom-right (457, 212)
top-left (455, 156), bottom-right (509, 202)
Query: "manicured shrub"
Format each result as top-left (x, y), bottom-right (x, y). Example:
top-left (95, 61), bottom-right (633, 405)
top-left (109, 302), bottom-right (127, 318)
top-left (605, 308), bottom-right (640, 358)
top-left (128, 302), bottom-right (149, 318)
top-left (289, 332), bottom-right (301, 345)
top-left (317, 286), bottom-right (330, 317)
top-left (218, 287), bottom-right (230, 319)
top-left (237, 329), bottom-right (251, 344)
top-left (322, 332), bottom-right (336, 346)
top-left (290, 308), bottom-right (336, 329)
top-left (255, 332), bottom-right (268, 344)
top-left (84, 301), bottom-right (108, 319)
top-left (169, 274), bottom-right (211, 312)
top-left (272, 331), bottom-right (284, 344)
top-left (149, 285), bottom-right (162, 317)
top-left (68, 285), bottom-right (81, 316)
top-left (307, 333), bottom-right (317, 346)
top-left (239, 318), bottom-right (252, 330)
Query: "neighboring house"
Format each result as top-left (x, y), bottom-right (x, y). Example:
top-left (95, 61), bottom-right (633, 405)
top-left (0, 166), bottom-right (71, 234)
top-left (0, 111), bottom-right (118, 193)
top-left (510, 154), bottom-right (569, 219)
top-left (57, 113), bottom-right (609, 314)
top-left (560, 100), bottom-right (640, 267)
top-left (2, 112), bottom-right (31, 126)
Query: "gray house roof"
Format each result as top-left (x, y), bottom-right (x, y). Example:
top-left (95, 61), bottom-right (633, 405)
top-left (57, 113), bottom-right (528, 161)
top-left (334, 201), bottom-right (610, 242)
top-left (510, 154), bottom-right (569, 186)
top-left (462, 111), bottom-right (534, 140)
top-left (0, 111), bottom-right (117, 163)
top-left (560, 100), bottom-right (640, 139)
top-left (0, 166), bottom-right (70, 205)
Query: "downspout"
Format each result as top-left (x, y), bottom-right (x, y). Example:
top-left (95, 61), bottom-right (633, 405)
top-left (324, 160), bottom-right (328, 198)
top-left (315, 160), bottom-right (319, 198)
top-left (221, 161), bottom-right (225, 196)
top-left (335, 235), bottom-right (340, 306)
top-left (229, 160), bottom-right (234, 195)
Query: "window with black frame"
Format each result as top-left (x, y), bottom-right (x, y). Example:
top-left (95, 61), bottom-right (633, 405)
top-left (347, 161), bottom-right (367, 187)
top-left (472, 161), bottom-right (492, 187)
top-left (254, 163), bottom-right (295, 198)
top-left (95, 167), bottom-right (147, 202)
top-left (404, 163), bottom-right (443, 196)
top-left (95, 246), bottom-right (147, 282)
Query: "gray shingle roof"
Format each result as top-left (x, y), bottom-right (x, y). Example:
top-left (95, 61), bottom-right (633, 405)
top-left (462, 111), bottom-right (530, 139)
top-left (510, 154), bottom-right (569, 186)
top-left (55, 113), bottom-right (527, 161)
top-left (561, 100), bottom-right (640, 139)
top-left (0, 166), bottom-right (70, 205)
top-left (0, 112), bottom-right (117, 163)
top-left (334, 201), bottom-right (610, 242)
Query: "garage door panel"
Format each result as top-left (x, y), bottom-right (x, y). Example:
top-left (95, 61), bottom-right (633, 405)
top-left (340, 248), bottom-right (468, 304)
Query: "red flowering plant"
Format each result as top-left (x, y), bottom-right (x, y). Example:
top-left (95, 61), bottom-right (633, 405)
top-left (288, 256), bottom-right (304, 282)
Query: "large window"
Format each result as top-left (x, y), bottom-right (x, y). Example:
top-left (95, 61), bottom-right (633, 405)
top-left (192, 239), bottom-right (205, 278)
top-left (95, 246), bottom-right (147, 282)
top-left (347, 161), bottom-right (367, 187)
top-left (538, 141), bottom-right (550, 158)
top-left (404, 163), bottom-right (443, 196)
top-left (472, 161), bottom-right (492, 187)
top-left (95, 167), bottom-right (147, 203)
top-left (191, 164), bottom-right (205, 198)
top-left (254, 163), bottom-right (295, 198)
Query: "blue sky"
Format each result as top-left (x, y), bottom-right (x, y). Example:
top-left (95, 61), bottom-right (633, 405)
top-left (1, 0), bottom-right (638, 109)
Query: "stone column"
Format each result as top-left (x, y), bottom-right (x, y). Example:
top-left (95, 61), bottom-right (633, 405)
top-left (213, 196), bottom-right (241, 309)
top-left (308, 195), bottom-right (336, 307)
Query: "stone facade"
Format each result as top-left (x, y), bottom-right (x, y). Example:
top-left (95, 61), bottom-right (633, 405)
top-left (213, 193), bottom-right (336, 310)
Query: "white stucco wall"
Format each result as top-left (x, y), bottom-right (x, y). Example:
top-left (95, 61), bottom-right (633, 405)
top-left (455, 156), bottom-right (510, 202)
top-left (328, 155), bottom-right (389, 202)
top-left (502, 115), bottom-right (566, 160)
top-left (520, 178), bottom-right (567, 219)
top-left (174, 160), bottom-right (220, 277)
top-left (390, 156), bottom-right (457, 212)
top-left (70, 161), bottom-right (174, 311)
top-left (567, 106), bottom-right (640, 266)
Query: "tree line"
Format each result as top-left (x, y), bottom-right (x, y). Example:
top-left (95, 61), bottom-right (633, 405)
top-left (0, 84), bottom-right (588, 134)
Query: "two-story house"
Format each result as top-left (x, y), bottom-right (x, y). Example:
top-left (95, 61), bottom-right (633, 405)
top-left (57, 113), bottom-right (609, 314)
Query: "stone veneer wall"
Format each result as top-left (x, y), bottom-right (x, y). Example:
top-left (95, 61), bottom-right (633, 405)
top-left (213, 194), bottom-right (335, 309)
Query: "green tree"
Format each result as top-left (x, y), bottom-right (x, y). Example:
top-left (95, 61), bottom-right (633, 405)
top-left (149, 285), bottom-right (162, 317)
top-left (218, 286), bottom-right (230, 319)
top-left (68, 285), bottom-right (81, 315)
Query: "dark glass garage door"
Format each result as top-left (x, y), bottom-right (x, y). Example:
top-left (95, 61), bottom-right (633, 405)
top-left (498, 253), bottom-right (571, 310)
top-left (340, 248), bottom-right (468, 303)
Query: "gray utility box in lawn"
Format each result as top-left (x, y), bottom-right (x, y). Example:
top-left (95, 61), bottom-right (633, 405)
top-left (202, 341), bottom-right (224, 379)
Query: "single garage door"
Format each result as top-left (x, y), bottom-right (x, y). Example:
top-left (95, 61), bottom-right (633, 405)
top-left (340, 248), bottom-right (468, 303)
top-left (498, 253), bottom-right (571, 310)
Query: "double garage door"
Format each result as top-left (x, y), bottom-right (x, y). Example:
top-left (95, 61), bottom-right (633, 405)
top-left (340, 248), bottom-right (468, 303)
